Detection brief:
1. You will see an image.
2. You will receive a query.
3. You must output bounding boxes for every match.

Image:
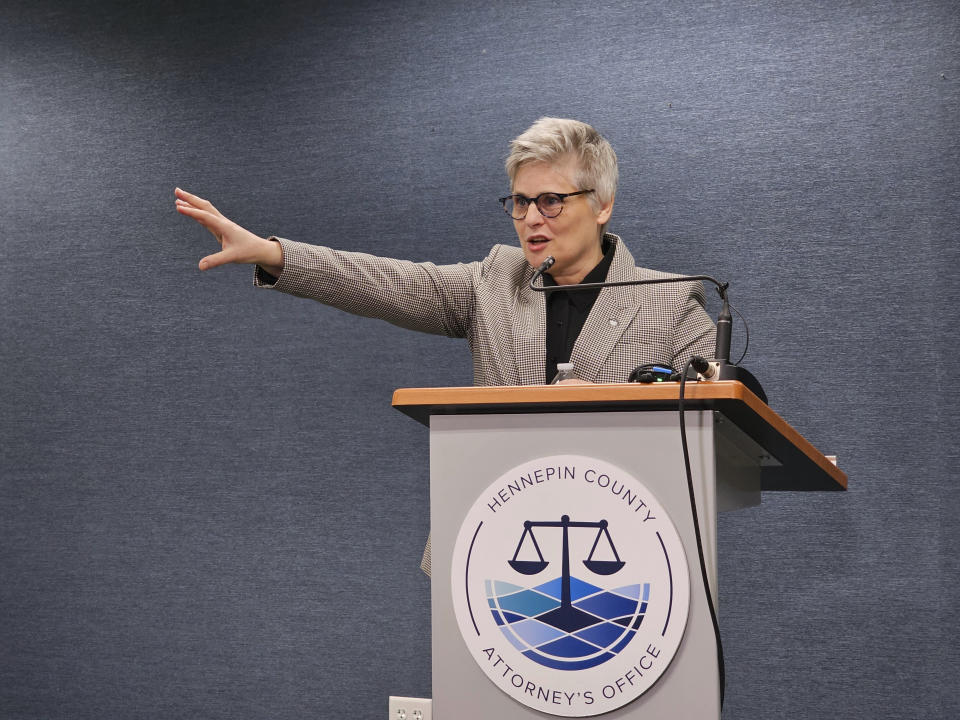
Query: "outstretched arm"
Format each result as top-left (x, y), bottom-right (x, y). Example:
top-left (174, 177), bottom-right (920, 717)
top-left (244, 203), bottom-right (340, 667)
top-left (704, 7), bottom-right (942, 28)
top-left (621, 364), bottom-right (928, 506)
top-left (175, 188), bottom-right (284, 276)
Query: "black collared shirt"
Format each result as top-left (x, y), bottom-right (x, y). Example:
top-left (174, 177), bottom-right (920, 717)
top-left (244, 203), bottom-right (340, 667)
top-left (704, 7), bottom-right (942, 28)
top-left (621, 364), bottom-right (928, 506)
top-left (543, 239), bottom-right (615, 383)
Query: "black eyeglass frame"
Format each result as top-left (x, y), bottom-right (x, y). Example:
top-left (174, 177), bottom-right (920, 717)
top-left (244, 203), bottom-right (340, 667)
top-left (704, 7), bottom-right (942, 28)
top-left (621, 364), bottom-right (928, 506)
top-left (498, 189), bottom-right (595, 219)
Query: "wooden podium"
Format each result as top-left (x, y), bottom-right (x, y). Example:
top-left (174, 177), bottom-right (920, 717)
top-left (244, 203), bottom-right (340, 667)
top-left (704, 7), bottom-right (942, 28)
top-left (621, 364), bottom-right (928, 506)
top-left (393, 381), bottom-right (845, 719)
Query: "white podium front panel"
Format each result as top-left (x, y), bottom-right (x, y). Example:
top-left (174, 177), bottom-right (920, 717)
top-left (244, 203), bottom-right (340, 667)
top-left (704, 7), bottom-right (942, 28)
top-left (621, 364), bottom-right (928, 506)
top-left (429, 410), bottom-right (722, 720)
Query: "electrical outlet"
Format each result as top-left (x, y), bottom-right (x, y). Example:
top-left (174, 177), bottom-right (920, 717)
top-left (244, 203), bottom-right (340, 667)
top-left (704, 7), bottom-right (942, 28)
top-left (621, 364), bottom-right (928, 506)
top-left (389, 696), bottom-right (432, 720)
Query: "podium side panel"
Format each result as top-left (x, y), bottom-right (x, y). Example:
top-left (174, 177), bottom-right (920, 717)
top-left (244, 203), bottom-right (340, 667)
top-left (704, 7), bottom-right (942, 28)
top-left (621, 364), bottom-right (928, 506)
top-left (430, 411), bottom-right (721, 720)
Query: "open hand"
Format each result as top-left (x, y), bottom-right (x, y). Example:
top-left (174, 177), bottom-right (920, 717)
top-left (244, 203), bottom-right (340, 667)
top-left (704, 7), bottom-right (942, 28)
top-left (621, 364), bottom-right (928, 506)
top-left (175, 188), bottom-right (283, 273)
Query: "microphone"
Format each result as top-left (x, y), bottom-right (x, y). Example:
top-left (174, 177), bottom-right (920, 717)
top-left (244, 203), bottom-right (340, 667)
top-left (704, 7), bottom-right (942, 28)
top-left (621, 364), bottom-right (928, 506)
top-left (531, 256), bottom-right (556, 283)
top-left (530, 255), bottom-right (766, 403)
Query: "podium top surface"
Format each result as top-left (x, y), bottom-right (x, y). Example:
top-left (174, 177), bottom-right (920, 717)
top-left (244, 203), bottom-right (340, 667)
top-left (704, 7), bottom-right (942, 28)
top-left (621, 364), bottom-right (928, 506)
top-left (392, 381), bottom-right (846, 492)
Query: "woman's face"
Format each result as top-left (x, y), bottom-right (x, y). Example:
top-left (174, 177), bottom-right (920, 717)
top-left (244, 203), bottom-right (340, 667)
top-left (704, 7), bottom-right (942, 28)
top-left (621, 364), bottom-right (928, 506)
top-left (512, 158), bottom-right (613, 286)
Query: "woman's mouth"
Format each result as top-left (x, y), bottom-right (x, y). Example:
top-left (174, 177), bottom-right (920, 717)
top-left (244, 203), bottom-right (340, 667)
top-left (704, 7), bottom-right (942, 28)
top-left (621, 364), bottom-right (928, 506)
top-left (527, 237), bottom-right (550, 251)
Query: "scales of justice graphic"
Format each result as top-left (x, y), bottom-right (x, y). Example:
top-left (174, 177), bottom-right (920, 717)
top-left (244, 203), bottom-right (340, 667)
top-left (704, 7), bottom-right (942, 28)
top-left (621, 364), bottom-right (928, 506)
top-left (508, 515), bottom-right (627, 634)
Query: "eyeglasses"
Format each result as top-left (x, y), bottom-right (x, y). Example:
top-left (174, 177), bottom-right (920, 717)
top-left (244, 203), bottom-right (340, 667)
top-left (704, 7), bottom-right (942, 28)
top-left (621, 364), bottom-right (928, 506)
top-left (498, 190), bottom-right (594, 220)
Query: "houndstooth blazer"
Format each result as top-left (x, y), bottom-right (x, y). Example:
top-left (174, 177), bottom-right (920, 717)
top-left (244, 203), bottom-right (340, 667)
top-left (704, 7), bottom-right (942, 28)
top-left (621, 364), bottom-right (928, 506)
top-left (255, 233), bottom-right (716, 384)
top-left (256, 233), bottom-right (716, 575)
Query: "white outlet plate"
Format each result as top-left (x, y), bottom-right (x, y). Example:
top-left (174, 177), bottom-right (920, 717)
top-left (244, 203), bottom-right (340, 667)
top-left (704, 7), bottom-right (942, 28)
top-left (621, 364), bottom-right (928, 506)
top-left (389, 696), bottom-right (432, 720)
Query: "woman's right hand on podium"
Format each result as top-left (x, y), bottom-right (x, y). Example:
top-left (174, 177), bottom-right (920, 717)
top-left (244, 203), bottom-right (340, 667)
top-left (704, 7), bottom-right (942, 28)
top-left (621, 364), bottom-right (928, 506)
top-left (175, 188), bottom-right (284, 275)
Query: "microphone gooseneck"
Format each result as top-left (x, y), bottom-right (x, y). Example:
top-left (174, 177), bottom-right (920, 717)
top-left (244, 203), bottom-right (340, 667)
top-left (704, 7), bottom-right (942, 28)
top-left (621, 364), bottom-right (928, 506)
top-left (530, 266), bottom-right (726, 296)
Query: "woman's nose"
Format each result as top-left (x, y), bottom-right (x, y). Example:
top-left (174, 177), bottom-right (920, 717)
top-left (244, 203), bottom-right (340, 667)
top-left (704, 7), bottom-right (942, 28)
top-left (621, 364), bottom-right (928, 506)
top-left (524, 202), bottom-right (545, 225)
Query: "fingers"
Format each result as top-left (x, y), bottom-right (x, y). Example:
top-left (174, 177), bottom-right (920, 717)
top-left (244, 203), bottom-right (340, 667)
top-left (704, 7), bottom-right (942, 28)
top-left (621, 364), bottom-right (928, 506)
top-left (175, 187), bottom-right (219, 214)
top-left (176, 200), bottom-right (227, 235)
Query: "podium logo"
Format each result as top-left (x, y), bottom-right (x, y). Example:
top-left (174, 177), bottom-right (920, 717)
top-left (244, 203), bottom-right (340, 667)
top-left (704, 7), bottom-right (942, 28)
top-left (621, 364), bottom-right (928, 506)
top-left (451, 455), bottom-right (690, 717)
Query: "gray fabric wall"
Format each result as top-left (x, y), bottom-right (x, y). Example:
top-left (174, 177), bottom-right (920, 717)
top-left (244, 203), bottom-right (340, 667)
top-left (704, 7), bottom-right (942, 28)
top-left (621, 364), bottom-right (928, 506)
top-left (2, 0), bottom-right (957, 718)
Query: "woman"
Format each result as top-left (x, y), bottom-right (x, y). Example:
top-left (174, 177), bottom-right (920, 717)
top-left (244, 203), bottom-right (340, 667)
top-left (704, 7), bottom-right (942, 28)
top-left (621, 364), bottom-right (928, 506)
top-left (176, 117), bottom-right (715, 386)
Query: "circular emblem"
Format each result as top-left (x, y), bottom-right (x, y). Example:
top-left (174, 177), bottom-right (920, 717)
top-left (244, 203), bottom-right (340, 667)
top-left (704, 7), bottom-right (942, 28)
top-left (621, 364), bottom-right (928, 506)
top-left (451, 455), bottom-right (690, 717)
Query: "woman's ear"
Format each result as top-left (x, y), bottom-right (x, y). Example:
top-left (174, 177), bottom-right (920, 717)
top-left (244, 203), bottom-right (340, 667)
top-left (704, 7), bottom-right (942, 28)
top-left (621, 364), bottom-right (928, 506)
top-left (595, 195), bottom-right (615, 225)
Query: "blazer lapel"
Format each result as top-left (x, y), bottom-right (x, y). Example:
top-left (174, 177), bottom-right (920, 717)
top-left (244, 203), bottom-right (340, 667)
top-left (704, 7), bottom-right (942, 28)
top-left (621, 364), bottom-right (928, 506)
top-left (512, 264), bottom-right (548, 386)
top-left (570, 236), bottom-right (639, 382)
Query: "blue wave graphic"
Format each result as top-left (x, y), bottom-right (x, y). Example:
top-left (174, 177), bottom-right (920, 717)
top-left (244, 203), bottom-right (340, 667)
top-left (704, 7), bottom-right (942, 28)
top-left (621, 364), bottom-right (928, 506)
top-left (486, 577), bottom-right (651, 670)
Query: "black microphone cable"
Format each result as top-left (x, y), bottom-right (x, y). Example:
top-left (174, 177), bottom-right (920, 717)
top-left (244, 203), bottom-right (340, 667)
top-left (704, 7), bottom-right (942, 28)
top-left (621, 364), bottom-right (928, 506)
top-left (730, 301), bottom-right (750, 366)
top-left (679, 355), bottom-right (726, 708)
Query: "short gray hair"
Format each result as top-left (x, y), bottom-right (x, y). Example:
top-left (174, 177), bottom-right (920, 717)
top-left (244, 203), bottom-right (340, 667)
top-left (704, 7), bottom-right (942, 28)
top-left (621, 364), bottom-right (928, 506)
top-left (506, 118), bottom-right (618, 209)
